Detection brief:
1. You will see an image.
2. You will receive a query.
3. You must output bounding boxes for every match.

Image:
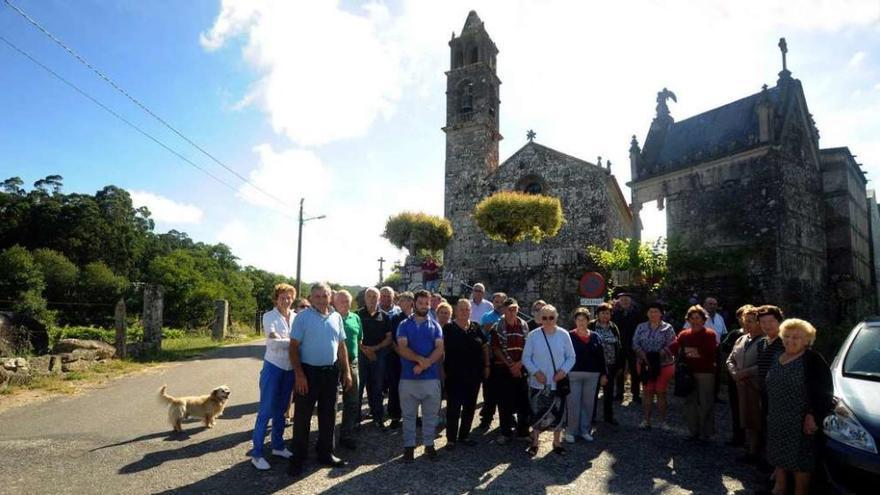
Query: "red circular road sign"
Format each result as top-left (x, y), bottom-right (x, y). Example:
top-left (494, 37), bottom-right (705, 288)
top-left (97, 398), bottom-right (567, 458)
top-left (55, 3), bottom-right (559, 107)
top-left (578, 272), bottom-right (606, 298)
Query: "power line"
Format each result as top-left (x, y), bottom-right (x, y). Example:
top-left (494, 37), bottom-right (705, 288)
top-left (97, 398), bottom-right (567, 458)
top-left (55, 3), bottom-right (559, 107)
top-left (0, 35), bottom-right (240, 195)
top-left (2, 0), bottom-right (295, 210)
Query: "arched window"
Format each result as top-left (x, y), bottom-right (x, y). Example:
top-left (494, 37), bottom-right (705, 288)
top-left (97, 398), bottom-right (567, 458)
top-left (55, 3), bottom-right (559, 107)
top-left (469, 46), bottom-right (479, 64)
top-left (459, 81), bottom-right (473, 113)
top-left (524, 182), bottom-right (543, 195)
top-left (516, 174), bottom-right (546, 195)
top-left (453, 50), bottom-right (464, 69)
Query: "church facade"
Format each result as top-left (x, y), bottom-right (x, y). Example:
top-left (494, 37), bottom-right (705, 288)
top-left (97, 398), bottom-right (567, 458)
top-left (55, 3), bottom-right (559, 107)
top-left (442, 11), bottom-right (633, 315)
top-left (628, 39), bottom-right (877, 322)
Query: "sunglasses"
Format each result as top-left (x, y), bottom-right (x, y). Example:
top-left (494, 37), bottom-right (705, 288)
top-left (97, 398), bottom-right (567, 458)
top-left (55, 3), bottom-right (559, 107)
top-left (541, 316), bottom-right (556, 321)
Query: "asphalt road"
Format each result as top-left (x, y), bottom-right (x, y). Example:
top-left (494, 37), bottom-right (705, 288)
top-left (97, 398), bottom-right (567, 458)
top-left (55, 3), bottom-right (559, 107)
top-left (0, 341), bottom-right (762, 494)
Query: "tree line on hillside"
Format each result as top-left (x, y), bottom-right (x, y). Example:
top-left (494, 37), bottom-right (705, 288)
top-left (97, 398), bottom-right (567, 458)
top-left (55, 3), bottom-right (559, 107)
top-left (0, 176), bottom-right (355, 330)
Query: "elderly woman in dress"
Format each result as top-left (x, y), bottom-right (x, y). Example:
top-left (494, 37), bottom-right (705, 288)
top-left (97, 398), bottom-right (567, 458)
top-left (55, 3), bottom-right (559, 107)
top-left (251, 283), bottom-right (297, 470)
top-left (765, 319), bottom-right (833, 495)
top-left (726, 305), bottom-right (764, 462)
top-left (522, 304), bottom-right (576, 456)
top-left (632, 302), bottom-right (677, 430)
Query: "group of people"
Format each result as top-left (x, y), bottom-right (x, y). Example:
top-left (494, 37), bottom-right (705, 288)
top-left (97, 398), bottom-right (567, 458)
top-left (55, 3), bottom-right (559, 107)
top-left (250, 282), bottom-right (833, 495)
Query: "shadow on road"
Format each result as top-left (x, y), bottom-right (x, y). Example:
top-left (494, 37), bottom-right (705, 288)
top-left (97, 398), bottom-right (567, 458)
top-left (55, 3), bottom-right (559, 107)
top-left (90, 430), bottom-right (193, 452)
top-left (191, 344), bottom-right (264, 361)
top-left (220, 401), bottom-right (259, 420)
top-left (119, 430), bottom-right (251, 474)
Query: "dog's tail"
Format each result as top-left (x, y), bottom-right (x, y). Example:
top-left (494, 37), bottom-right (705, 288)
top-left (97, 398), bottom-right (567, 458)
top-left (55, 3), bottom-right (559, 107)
top-left (158, 384), bottom-right (184, 406)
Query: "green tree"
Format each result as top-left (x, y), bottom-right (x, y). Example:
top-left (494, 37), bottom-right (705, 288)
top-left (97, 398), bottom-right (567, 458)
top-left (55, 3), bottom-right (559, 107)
top-left (79, 261), bottom-right (129, 303)
top-left (587, 238), bottom-right (667, 290)
top-left (474, 191), bottom-right (563, 245)
top-left (32, 248), bottom-right (79, 301)
top-left (0, 245), bottom-right (52, 323)
top-left (383, 212), bottom-right (453, 254)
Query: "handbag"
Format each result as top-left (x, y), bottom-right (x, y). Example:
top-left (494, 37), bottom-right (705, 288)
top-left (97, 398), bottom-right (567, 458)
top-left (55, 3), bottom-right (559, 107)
top-left (541, 329), bottom-right (570, 398)
top-left (673, 345), bottom-right (696, 398)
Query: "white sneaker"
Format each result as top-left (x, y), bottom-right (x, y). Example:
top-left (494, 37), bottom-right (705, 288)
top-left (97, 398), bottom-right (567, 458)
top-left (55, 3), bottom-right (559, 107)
top-left (659, 422), bottom-right (671, 432)
top-left (580, 433), bottom-right (594, 442)
top-left (251, 457), bottom-right (271, 470)
top-left (563, 434), bottom-right (575, 444)
top-left (271, 448), bottom-right (293, 459)
top-left (638, 420), bottom-right (651, 430)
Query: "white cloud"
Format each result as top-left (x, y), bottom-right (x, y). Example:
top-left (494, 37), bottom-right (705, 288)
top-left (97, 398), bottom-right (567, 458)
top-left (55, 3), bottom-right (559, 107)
top-left (202, 0), bottom-right (402, 147)
top-left (236, 144), bottom-right (332, 213)
top-left (129, 190), bottom-right (203, 224)
top-left (848, 51), bottom-right (867, 69)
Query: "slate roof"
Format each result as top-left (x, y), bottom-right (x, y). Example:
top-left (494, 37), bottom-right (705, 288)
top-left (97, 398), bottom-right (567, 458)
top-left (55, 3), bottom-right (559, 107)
top-left (644, 86), bottom-right (781, 169)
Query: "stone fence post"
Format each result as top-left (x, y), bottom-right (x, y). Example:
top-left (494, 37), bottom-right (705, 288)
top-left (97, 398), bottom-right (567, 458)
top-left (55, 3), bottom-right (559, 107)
top-left (254, 309), bottom-right (262, 335)
top-left (213, 300), bottom-right (229, 341)
top-left (143, 284), bottom-right (164, 352)
top-left (114, 299), bottom-right (127, 358)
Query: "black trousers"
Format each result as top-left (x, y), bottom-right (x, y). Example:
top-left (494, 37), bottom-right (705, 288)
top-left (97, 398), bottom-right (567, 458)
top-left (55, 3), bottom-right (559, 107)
top-left (479, 370), bottom-right (499, 423)
top-left (446, 378), bottom-right (481, 442)
top-left (291, 364), bottom-right (338, 462)
top-left (728, 376), bottom-right (744, 441)
top-left (616, 348), bottom-right (640, 399)
top-left (495, 369), bottom-right (530, 437)
top-left (594, 363), bottom-right (619, 421)
top-left (385, 353), bottom-right (402, 420)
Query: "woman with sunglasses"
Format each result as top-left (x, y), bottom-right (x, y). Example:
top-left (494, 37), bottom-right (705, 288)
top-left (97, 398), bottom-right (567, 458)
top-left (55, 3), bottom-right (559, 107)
top-left (522, 304), bottom-right (576, 456)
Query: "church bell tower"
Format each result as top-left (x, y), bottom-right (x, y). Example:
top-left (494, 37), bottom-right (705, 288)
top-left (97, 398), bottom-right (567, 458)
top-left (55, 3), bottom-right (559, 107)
top-left (443, 10), bottom-right (502, 286)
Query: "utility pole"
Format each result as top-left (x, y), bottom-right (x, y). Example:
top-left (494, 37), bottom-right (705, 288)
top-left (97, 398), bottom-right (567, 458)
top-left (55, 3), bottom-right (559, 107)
top-left (295, 198), bottom-right (326, 295)
top-left (378, 257), bottom-right (386, 284)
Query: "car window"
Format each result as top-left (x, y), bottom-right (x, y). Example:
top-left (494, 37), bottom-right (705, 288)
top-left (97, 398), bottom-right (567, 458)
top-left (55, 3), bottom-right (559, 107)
top-left (843, 325), bottom-right (880, 380)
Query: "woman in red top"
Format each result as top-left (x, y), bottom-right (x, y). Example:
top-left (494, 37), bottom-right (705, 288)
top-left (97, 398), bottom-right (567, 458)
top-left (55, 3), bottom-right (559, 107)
top-left (672, 305), bottom-right (719, 441)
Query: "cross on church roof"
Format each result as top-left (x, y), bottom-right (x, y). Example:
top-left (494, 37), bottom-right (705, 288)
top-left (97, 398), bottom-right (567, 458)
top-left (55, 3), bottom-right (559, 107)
top-left (526, 129), bottom-right (536, 142)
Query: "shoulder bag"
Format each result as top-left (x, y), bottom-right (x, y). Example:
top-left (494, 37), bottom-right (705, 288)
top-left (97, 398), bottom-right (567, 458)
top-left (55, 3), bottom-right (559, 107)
top-left (673, 344), bottom-right (695, 397)
top-left (541, 329), bottom-right (570, 398)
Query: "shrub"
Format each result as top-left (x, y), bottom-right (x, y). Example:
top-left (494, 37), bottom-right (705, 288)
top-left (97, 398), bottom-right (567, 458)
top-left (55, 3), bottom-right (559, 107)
top-left (473, 191), bottom-right (563, 245)
top-left (383, 212), bottom-right (453, 253)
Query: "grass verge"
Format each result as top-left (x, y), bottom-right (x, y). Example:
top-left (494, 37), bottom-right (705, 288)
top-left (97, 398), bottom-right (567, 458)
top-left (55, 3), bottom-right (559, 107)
top-left (2, 333), bottom-right (263, 397)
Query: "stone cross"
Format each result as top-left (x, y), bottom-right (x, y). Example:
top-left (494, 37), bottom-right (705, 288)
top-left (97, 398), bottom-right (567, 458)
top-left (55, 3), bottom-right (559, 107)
top-left (378, 257), bottom-right (386, 283)
top-left (778, 37), bottom-right (788, 72)
top-left (526, 129), bottom-right (536, 142)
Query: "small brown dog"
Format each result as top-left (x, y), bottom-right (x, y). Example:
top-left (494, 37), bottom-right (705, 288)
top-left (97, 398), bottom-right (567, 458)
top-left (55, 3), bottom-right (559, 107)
top-left (159, 384), bottom-right (231, 432)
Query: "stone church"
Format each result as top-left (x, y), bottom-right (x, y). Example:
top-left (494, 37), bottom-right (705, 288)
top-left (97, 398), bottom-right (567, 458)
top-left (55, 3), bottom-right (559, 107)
top-left (442, 11), bottom-right (633, 315)
top-left (628, 39), bottom-right (878, 322)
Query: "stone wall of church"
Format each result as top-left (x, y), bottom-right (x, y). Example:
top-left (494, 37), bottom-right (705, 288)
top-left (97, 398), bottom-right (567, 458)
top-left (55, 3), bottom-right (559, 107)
top-left (445, 144), bottom-right (632, 323)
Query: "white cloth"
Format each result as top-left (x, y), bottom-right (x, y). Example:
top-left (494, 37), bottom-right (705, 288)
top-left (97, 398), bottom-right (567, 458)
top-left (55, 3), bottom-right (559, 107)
top-left (684, 313), bottom-right (727, 343)
top-left (469, 298), bottom-right (494, 323)
top-left (262, 308), bottom-right (295, 370)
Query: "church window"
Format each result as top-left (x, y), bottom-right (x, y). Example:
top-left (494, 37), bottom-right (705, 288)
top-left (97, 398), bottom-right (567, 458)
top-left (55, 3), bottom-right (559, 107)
top-left (524, 182), bottom-right (543, 195)
top-left (469, 46), bottom-right (479, 64)
top-left (459, 81), bottom-right (474, 113)
top-left (517, 174), bottom-right (546, 195)
top-left (453, 50), bottom-right (464, 68)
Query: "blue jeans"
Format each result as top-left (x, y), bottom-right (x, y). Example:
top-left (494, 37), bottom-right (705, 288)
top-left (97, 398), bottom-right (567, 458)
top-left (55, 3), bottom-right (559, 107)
top-left (252, 360), bottom-right (295, 458)
top-left (424, 278), bottom-right (440, 292)
top-left (359, 349), bottom-right (387, 422)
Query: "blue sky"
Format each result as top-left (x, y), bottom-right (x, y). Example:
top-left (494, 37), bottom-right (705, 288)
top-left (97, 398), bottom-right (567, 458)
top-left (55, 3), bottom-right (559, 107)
top-left (1, 0), bottom-right (879, 286)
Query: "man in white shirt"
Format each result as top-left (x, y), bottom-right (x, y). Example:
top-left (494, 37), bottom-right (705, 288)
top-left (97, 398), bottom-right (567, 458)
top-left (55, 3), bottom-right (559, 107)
top-left (469, 283), bottom-right (494, 323)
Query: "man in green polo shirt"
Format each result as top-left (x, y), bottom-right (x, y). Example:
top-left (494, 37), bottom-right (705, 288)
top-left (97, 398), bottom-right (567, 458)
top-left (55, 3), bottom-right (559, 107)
top-left (335, 290), bottom-right (362, 450)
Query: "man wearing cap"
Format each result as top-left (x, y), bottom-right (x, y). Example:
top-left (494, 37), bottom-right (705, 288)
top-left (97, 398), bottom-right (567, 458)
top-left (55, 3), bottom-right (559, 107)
top-left (469, 283), bottom-right (494, 323)
top-left (490, 297), bottom-right (531, 444)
